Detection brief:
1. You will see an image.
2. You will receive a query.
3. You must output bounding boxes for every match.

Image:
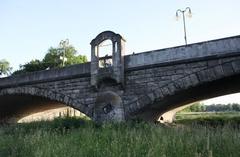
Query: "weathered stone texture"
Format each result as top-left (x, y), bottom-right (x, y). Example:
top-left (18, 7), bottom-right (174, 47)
top-left (0, 35), bottom-right (240, 122)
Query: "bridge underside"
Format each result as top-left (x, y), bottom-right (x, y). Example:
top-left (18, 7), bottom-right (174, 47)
top-left (0, 95), bottom-right (67, 123)
top-left (133, 74), bottom-right (240, 121)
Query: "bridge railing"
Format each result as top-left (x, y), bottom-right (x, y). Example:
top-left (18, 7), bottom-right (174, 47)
top-left (0, 63), bottom-right (91, 88)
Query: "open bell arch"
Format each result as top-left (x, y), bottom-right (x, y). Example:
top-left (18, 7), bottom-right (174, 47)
top-left (90, 31), bottom-right (126, 88)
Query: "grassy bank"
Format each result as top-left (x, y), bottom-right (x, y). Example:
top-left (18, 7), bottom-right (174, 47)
top-left (176, 112), bottom-right (240, 127)
top-left (0, 116), bottom-right (240, 157)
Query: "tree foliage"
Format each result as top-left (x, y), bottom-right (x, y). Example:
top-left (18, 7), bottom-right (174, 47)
top-left (42, 46), bottom-right (87, 69)
top-left (180, 102), bottom-right (240, 112)
top-left (205, 103), bottom-right (240, 112)
top-left (181, 102), bottom-right (204, 112)
top-left (13, 42), bottom-right (87, 75)
top-left (24, 59), bottom-right (45, 72)
top-left (0, 59), bottom-right (12, 76)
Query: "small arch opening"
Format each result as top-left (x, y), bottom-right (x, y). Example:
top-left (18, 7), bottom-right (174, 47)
top-left (98, 39), bottom-right (113, 68)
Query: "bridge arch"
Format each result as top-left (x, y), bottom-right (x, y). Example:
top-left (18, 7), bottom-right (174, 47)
top-left (0, 86), bottom-right (91, 123)
top-left (127, 58), bottom-right (240, 121)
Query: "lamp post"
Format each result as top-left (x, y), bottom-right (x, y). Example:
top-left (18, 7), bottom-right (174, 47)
top-left (0, 64), bottom-right (3, 76)
top-left (59, 39), bottom-right (69, 67)
top-left (176, 7), bottom-right (192, 45)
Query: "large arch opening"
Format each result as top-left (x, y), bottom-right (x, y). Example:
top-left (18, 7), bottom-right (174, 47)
top-left (0, 94), bottom-right (90, 123)
top-left (159, 92), bottom-right (240, 123)
top-left (134, 73), bottom-right (240, 122)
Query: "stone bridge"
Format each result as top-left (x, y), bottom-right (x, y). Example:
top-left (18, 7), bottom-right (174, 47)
top-left (0, 31), bottom-right (240, 123)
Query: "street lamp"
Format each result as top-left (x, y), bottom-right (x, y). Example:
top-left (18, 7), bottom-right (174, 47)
top-left (59, 39), bottom-right (69, 67)
top-left (176, 7), bottom-right (192, 45)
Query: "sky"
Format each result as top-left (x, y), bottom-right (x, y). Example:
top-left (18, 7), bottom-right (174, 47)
top-left (0, 0), bottom-right (240, 104)
top-left (203, 93), bottom-right (240, 105)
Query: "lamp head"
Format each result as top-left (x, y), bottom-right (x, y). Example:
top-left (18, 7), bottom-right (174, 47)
top-left (186, 7), bottom-right (192, 18)
top-left (175, 11), bottom-right (180, 21)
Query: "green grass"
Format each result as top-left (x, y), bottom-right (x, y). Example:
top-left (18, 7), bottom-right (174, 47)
top-left (0, 116), bottom-right (240, 157)
top-left (176, 112), bottom-right (240, 127)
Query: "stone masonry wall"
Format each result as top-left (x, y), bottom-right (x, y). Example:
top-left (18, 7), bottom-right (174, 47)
top-left (123, 55), bottom-right (240, 117)
top-left (0, 35), bottom-right (240, 121)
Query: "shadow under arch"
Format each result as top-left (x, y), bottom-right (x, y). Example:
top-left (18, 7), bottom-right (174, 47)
top-left (126, 58), bottom-right (240, 122)
top-left (0, 86), bottom-right (91, 123)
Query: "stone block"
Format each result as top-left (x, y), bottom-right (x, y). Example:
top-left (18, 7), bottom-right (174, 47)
top-left (161, 86), bottom-right (170, 97)
top-left (157, 80), bottom-right (170, 87)
top-left (153, 88), bottom-right (164, 99)
top-left (55, 93), bottom-right (62, 101)
top-left (174, 78), bottom-right (185, 89)
top-left (222, 62), bottom-right (234, 76)
top-left (175, 69), bottom-right (185, 74)
top-left (181, 76), bottom-right (192, 89)
top-left (167, 83), bottom-right (177, 94)
top-left (29, 87), bottom-right (37, 95)
top-left (205, 68), bottom-right (217, 81)
top-left (138, 96), bottom-right (152, 108)
top-left (171, 74), bottom-right (183, 81)
top-left (147, 92), bottom-right (155, 102)
top-left (196, 70), bottom-right (209, 83)
top-left (63, 96), bottom-right (69, 104)
top-left (190, 62), bottom-right (207, 68)
top-left (189, 74), bottom-right (199, 86)
top-left (207, 60), bottom-right (220, 67)
top-left (232, 60), bottom-right (240, 72)
top-left (43, 91), bottom-right (49, 98)
top-left (213, 65), bottom-right (225, 79)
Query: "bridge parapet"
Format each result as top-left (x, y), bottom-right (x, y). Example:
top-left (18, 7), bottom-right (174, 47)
top-left (0, 63), bottom-right (90, 88)
top-left (125, 35), bottom-right (240, 69)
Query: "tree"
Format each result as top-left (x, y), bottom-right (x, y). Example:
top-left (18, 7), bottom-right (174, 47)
top-left (181, 102), bottom-right (204, 112)
top-left (189, 102), bottom-right (202, 112)
top-left (22, 59), bottom-right (46, 72)
top-left (42, 45), bottom-right (87, 69)
top-left (42, 47), bottom-right (62, 69)
top-left (232, 103), bottom-right (240, 111)
top-left (0, 59), bottom-right (12, 76)
top-left (71, 55), bottom-right (87, 65)
top-left (12, 59), bottom-right (46, 75)
top-left (13, 41), bottom-right (87, 75)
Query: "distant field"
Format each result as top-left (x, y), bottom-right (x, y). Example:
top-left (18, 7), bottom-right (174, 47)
top-left (175, 112), bottom-right (240, 126)
top-left (0, 114), bottom-right (240, 157)
top-left (176, 111), bottom-right (240, 119)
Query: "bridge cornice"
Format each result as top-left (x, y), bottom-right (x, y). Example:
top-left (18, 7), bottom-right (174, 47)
top-left (125, 51), bottom-right (240, 72)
